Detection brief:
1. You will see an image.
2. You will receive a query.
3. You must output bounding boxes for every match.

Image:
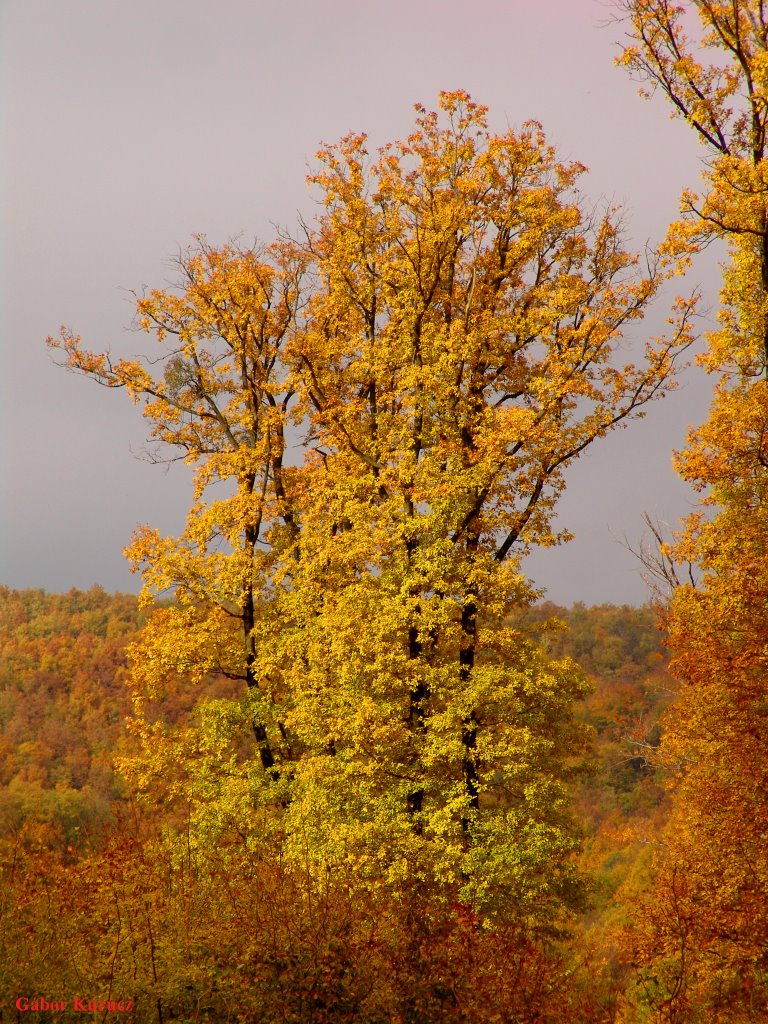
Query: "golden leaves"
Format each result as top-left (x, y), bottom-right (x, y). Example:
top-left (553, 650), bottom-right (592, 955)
top-left (51, 92), bottom-right (697, 938)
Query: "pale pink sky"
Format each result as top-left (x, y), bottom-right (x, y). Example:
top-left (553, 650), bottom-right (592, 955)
top-left (1, 0), bottom-right (717, 603)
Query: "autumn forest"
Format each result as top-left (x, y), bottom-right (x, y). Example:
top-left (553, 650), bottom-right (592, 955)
top-left (5, 2), bottom-right (768, 1021)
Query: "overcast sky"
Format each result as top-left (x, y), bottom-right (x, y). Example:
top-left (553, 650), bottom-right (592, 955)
top-left (1, 0), bottom-right (719, 605)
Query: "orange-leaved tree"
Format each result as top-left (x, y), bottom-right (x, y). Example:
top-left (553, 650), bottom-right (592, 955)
top-left (50, 92), bottom-right (695, 1018)
top-left (617, 4), bottom-right (768, 1021)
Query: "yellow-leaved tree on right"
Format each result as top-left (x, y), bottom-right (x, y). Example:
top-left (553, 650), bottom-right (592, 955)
top-left (617, 3), bottom-right (768, 1022)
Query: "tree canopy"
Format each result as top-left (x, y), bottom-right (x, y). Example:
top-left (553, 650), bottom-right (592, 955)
top-left (44, 91), bottom-right (698, 1021)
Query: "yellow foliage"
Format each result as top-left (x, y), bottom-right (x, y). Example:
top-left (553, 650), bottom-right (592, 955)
top-left (50, 93), bottom-right (694, 958)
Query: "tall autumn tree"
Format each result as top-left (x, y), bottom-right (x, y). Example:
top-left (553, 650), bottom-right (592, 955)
top-left (617, 4), bottom-right (768, 1021)
top-left (51, 92), bottom-right (695, 1012)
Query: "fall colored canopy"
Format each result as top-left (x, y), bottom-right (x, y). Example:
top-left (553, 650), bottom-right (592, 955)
top-left (43, 91), bottom-right (699, 1020)
top-left (616, 4), bottom-right (768, 1021)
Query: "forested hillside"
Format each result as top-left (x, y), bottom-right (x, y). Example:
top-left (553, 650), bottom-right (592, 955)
top-left (0, 586), bottom-right (143, 839)
top-left (0, 588), bottom-right (674, 1022)
top-left (0, 591), bottom-right (672, 842)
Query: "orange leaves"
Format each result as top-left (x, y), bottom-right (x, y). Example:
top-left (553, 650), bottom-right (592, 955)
top-left (614, 7), bottom-right (768, 1020)
top-left (47, 329), bottom-right (115, 383)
